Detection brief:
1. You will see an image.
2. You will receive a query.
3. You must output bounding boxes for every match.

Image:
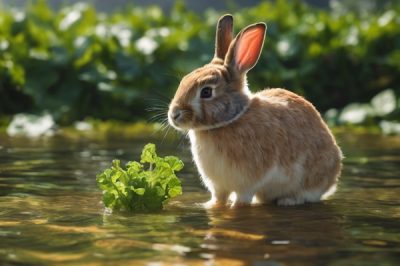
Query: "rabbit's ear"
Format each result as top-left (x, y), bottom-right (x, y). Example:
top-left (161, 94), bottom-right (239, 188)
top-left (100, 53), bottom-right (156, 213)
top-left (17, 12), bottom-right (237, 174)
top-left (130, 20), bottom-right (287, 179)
top-left (214, 14), bottom-right (234, 60)
top-left (225, 23), bottom-right (266, 74)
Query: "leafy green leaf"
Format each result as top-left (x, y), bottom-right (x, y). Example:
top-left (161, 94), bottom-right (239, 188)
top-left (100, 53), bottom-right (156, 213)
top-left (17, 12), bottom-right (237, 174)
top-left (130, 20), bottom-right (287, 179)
top-left (167, 176), bottom-right (182, 197)
top-left (140, 143), bottom-right (157, 164)
top-left (112, 159), bottom-right (121, 169)
top-left (103, 191), bottom-right (116, 207)
top-left (96, 143), bottom-right (184, 212)
top-left (133, 187), bottom-right (145, 195)
top-left (126, 161), bottom-right (142, 173)
top-left (168, 185), bottom-right (182, 198)
top-left (164, 156), bottom-right (184, 171)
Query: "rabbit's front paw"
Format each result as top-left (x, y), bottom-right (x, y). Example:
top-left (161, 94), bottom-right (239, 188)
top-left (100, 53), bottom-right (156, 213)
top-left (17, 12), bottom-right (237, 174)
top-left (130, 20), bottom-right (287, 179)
top-left (203, 199), bottom-right (227, 209)
top-left (230, 192), bottom-right (253, 208)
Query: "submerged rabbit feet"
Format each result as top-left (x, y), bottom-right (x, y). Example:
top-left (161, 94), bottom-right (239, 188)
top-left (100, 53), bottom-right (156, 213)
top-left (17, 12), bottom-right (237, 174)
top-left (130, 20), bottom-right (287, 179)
top-left (276, 190), bottom-right (327, 206)
top-left (230, 192), bottom-right (254, 208)
top-left (204, 191), bottom-right (255, 208)
top-left (203, 197), bottom-right (229, 209)
top-left (205, 191), bottom-right (321, 208)
top-left (203, 199), bottom-right (228, 209)
top-left (204, 191), bottom-right (324, 207)
top-left (276, 197), bottom-right (306, 206)
top-left (203, 191), bottom-right (231, 209)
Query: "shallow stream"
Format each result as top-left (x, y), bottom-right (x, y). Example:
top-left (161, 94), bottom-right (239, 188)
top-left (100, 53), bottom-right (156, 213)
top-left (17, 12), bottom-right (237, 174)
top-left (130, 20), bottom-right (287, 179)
top-left (0, 133), bottom-right (399, 265)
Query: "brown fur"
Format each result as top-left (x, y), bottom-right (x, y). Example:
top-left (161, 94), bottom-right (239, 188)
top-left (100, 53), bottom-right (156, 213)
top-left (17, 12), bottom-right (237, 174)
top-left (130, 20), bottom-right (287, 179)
top-left (168, 15), bottom-right (342, 207)
top-left (194, 88), bottom-right (341, 192)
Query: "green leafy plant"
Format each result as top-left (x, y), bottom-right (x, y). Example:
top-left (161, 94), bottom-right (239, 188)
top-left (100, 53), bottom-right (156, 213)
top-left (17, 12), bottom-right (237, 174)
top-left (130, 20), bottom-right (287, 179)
top-left (96, 143), bottom-right (183, 212)
top-left (1, 0), bottom-right (399, 125)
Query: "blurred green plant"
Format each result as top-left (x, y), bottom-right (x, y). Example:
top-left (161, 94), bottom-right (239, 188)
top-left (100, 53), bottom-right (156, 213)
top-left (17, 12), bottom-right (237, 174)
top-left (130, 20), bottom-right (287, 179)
top-left (0, 0), bottom-right (399, 125)
top-left (325, 88), bottom-right (400, 134)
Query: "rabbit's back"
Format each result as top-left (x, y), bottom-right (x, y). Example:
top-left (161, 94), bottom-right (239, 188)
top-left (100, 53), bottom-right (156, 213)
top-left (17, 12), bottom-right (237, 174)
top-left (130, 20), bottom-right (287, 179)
top-left (254, 88), bottom-right (341, 181)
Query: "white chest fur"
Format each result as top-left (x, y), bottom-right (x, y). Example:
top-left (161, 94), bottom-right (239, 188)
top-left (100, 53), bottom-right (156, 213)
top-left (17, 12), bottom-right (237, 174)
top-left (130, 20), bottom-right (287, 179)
top-left (189, 130), bottom-right (245, 190)
top-left (189, 130), bottom-right (291, 191)
top-left (188, 130), bottom-right (308, 205)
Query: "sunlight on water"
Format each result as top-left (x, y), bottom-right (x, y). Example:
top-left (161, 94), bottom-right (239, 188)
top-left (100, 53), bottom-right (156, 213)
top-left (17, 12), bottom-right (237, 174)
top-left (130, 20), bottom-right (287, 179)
top-left (0, 133), bottom-right (399, 265)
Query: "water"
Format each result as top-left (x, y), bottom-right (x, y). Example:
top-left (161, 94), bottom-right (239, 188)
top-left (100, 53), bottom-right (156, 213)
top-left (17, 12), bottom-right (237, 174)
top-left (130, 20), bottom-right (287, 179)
top-left (0, 132), bottom-right (399, 265)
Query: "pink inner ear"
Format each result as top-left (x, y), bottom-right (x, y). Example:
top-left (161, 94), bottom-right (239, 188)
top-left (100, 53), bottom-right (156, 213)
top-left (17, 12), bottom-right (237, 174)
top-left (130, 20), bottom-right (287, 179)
top-left (236, 26), bottom-right (265, 72)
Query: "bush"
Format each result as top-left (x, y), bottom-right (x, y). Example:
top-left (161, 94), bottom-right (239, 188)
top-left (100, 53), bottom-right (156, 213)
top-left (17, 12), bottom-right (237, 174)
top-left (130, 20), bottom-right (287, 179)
top-left (0, 0), bottom-right (399, 124)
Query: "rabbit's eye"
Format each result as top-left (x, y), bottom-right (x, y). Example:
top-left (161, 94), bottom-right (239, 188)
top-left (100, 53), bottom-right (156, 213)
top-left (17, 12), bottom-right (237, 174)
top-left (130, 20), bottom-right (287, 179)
top-left (200, 87), bottom-right (213, 99)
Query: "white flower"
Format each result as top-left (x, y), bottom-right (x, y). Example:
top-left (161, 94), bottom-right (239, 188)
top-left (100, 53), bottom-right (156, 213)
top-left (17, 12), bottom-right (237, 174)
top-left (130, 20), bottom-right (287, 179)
top-left (147, 27), bottom-right (171, 38)
top-left (345, 26), bottom-right (359, 46)
top-left (13, 10), bottom-right (25, 22)
top-left (59, 10), bottom-right (81, 30)
top-left (74, 36), bottom-right (87, 48)
top-left (7, 113), bottom-right (55, 138)
top-left (380, 121), bottom-right (400, 135)
top-left (95, 24), bottom-right (108, 38)
top-left (136, 36), bottom-right (158, 55)
top-left (158, 27), bottom-right (171, 37)
top-left (111, 25), bottom-right (132, 48)
top-left (0, 40), bottom-right (9, 50)
top-left (277, 39), bottom-right (290, 56)
top-left (371, 89), bottom-right (396, 116)
top-left (339, 103), bottom-right (373, 124)
top-left (117, 28), bottom-right (132, 47)
top-left (74, 121), bottom-right (93, 131)
top-left (378, 10), bottom-right (395, 27)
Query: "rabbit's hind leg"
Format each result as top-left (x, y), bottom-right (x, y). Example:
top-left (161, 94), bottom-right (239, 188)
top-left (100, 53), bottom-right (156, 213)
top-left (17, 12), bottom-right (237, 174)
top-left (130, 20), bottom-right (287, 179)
top-left (276, 189), bottom-right (327, 206)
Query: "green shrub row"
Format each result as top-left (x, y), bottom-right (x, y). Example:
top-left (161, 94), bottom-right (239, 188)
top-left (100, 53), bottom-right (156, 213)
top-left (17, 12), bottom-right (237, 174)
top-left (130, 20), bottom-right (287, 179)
top-left (0, 0), bottom-right (399, 124)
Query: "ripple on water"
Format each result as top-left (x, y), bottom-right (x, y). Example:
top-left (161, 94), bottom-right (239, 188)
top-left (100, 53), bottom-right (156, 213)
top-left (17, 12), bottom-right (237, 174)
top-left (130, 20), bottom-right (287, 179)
top-left (0, 134), bottom-right (399, 265)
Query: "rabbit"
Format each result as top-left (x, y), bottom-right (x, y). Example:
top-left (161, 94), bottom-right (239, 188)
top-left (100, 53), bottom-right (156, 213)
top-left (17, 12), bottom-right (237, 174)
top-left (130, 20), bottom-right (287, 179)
top-left (168, 14), bottom-right (342, 207)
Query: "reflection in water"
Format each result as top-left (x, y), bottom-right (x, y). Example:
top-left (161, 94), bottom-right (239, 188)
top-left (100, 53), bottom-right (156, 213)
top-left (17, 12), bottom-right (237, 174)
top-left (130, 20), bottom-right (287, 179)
top-left (199, 203), bottom-right (345, 265)
top-left (0, 133), bottom-right (399, 265)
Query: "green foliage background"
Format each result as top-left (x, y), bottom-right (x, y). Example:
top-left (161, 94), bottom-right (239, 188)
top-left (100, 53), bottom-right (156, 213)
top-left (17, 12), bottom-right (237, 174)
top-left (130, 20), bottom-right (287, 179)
top-left (0, 0), bottom-right (399, 125)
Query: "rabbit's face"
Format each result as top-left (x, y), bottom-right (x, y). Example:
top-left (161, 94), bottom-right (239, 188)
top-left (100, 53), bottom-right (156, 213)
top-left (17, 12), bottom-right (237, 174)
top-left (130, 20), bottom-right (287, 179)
top-left (168, 62), bottom-right (250, 131)
top-left (168, 14), bottom-right (266, 131)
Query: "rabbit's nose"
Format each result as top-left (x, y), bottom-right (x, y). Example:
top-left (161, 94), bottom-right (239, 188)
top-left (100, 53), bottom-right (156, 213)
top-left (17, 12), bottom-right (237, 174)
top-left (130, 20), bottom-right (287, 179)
top-left (171, 109), bottom-right (182, 122)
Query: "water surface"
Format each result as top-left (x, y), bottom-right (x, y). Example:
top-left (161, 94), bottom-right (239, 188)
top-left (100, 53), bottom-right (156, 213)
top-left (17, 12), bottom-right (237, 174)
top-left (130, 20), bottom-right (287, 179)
top-left (0, 133), bottom-right (399, 265)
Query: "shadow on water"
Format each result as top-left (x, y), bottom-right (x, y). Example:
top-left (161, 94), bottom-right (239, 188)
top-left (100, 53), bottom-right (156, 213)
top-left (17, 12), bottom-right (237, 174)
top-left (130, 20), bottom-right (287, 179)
top-left (0, 132), bottom-right (400, 265)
